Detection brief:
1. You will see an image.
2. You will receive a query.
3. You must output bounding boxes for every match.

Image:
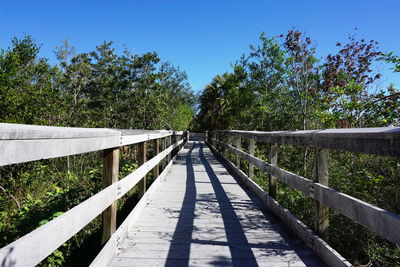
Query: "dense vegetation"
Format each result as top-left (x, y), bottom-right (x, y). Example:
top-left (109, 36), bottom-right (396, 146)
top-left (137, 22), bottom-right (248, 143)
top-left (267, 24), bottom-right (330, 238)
top-left (195, 31), bottom-right (399, 131)
top-left (0, 36), bottom-right (195, 265)
top-left (1, 37), bottom-right (195, 129)
top-left (1, 30), bottom-right (399, 266)
top-left (195, 30), bottom-right (400, 266)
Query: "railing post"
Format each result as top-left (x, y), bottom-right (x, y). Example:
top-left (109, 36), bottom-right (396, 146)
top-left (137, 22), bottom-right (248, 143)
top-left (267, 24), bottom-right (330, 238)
top-left (176, 134), bottom-right (180, 154)
top-left (101, 147), bottom-right (120, 244)
top-left (269, 144), bottom-right (278, 199)
top-left (314, 148), bottom-right (329, 236)
top-left (161, 137), bottom-right (166, 170)
top-left (219, 132), bottom-right (223, 151)
top-left (180, 133), bottom-right (184, 152)
top-left (221, 134), bottom-right (226, 155)
top-left (167, 134), bottom-right (171, 162)
top-left (226, 135), bottom-right (233, 154)
top-left (137, 141), bottom-right (147, 199)
top-left (235, 136), bottom-right (241, 168)
top-left (228, 135), bottom-right (235, 160)
top-left (211, 132), bottom-right (217, 149)
top-left (171, 132), bottom-right (176, 157)
top-left (204, 131), bottom-right (208, 143)
top-left (214, 132), bottom-right (218, 149)
top-left (249, 138), bottom-right (255, 179)
top-left (215, 132), bottom-right (219, 150)
top-left (153, 138), bottom-right (160, 180)
top-left (218, 133), bottom-right (223, 152)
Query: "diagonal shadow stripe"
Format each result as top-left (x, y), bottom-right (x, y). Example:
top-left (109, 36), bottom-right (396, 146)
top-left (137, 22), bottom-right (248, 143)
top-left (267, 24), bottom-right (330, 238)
top-left (165, 142), bottom-right (197, 266)
top-left (199, 143), bottom-right (258, 267)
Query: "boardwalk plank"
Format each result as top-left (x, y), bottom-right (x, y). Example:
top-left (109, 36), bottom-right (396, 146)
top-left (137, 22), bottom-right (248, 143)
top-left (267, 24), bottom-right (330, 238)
top-left (108, 141), bottom-right (325, 266)
top-left (110, 258), bottom-right (312, 267)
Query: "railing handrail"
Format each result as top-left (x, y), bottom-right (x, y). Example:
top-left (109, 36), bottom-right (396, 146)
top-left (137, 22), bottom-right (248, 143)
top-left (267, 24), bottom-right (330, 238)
top-left (0, 123), bottom-right (185, 166)
top-left (216, 127), bottom-right (400, 157)
top-left (208, 127), bottom-right (400, 266)
top-left (0, 123), bottom-right (189, 267)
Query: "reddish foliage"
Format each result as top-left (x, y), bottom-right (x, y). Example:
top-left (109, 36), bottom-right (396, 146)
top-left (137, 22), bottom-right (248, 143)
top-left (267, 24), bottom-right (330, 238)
top-left (322, 34), bottom-right (383, 90)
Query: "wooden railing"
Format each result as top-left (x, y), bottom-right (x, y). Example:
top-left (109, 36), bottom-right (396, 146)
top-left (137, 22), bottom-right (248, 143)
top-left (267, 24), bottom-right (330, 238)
top-left (207, 128), bottom-right (400, 267)
top-left (0, 123), bottom-right (188, 267)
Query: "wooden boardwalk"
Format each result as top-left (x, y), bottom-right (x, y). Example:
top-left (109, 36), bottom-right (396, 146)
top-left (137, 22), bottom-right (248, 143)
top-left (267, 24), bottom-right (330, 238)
top-left (109, 141), bottom-right (324, 266)
top-left (3, 125), bottom-right (398, 266)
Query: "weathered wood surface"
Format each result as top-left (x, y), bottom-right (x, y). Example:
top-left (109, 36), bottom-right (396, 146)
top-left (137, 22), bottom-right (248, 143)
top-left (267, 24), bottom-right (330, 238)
top-left (248, 138), bottom-right (255, 179)
top-left (0, 139), bottom-right (184, 267)
top-left (0, 136), bottom-right (120, 167)
top-left (0, 123), bottom-right (120, 139)
top-left (269, 144), bottom-right (278, 199)
top-left (107, 141), bottom-right (325, 266)
top-left (188, 132), bottom-right (204, 141)
top-left (153, 138), bottom-right (160, 179)
top-left (0, 123), bottom-right (184, 166)
top-left (208, 142), bottom-right (351, 267)
top-left (217, 127), bottom-right (400, 157)
top-left (213, 139), bottom-right (400, 245)
top-left (313, 148), bottom-right (329, 236)
top-left (119, 130), bottom-right (185, 147)
top-left (102, 147), bottom-right (120, 244)
top-left (91, 149), bottom-right (179, 267)
top-left (235, 136), bottom-right (241, 168)
top-left (161, 137), bottom-right (167, 170)
top-left (137, 142), bottom-right (147, 199)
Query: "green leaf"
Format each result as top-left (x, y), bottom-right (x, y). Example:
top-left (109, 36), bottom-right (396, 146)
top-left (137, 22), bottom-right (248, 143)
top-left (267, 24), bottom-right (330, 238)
top-left (38, 219), bottom-right (49, 226)
top-left (52, 211), bottom-right (64, 218)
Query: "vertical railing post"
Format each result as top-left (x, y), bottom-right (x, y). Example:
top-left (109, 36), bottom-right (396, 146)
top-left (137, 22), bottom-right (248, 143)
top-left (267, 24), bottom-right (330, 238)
top-left (183, 131), bottom-right (188, 150)
top-left (269, 144), bottom-right (278, 199)
top-left (178, 134), bottom-right (182, 153)
top-left (215, 132), bottom-right (221, 152)
top-left (226, 135), bottom-right (234, 159)
top-left (314, 148), bottom-right (329, 236)
top-left (219, 132), bottom-right (222, 151)
top-left (235, 136), bottom-right (241, 168)
top-left (153, 138), bottom-right (160, 180)
top-left (171, 132), bottom-right (176, 158)
top-left (161, 137), bottom-right (166, 170)
top-left (221, 134), bottom-right (226, 155)
top-left (204, 131), bottom-right (208, 143)
top-left (212, 132), bottom-right (216, 148)
top-left (215, 132), bottom-right (218, 150)
top-left (176, 134), bottom-right (180, 154)
top-left (137, 141), bottom-right (147, 199)
top-left (167, 134), bottom-right (171, 163)
top-left (101, 147), bottom-right (120, 244)
top-left (180, 133), bottom-right (184, 152)
top-left (249, 138), bottom-right (255, 179)
top-left (214, 132), bottom-right (218, 149)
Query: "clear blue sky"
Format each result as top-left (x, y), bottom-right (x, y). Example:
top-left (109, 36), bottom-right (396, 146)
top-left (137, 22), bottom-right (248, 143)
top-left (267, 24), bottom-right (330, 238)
top-left (1, 0), bottom-right (399, 92)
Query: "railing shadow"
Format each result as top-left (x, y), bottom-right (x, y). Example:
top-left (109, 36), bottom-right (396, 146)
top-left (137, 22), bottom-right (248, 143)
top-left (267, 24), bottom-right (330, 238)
top-left (198, 143), bottom-right (258, 266)
top-left (161, 141), bottom-right (323, 266)
top-left (1, 247), bottom-right (15, 267)
top-left (165, 142), bottom-right (196, 267)
top-left (208, 143), bottom-right (326, 266)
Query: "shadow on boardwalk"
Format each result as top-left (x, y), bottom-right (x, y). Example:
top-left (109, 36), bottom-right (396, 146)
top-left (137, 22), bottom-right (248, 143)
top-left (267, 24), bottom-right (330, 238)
top-left (163, 142), bottom-right (323, 266)
top-left (165, 142), bottom-right (197, 266)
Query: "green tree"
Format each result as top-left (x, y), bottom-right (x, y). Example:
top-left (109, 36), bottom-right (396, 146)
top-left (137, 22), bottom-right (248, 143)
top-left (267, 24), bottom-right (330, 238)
top-left (0, 36), bottom-right (62, 125)
top-left (283, 30), bottom-right (320, 130)
top-left (57, 41), bottom-right (195, 129)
